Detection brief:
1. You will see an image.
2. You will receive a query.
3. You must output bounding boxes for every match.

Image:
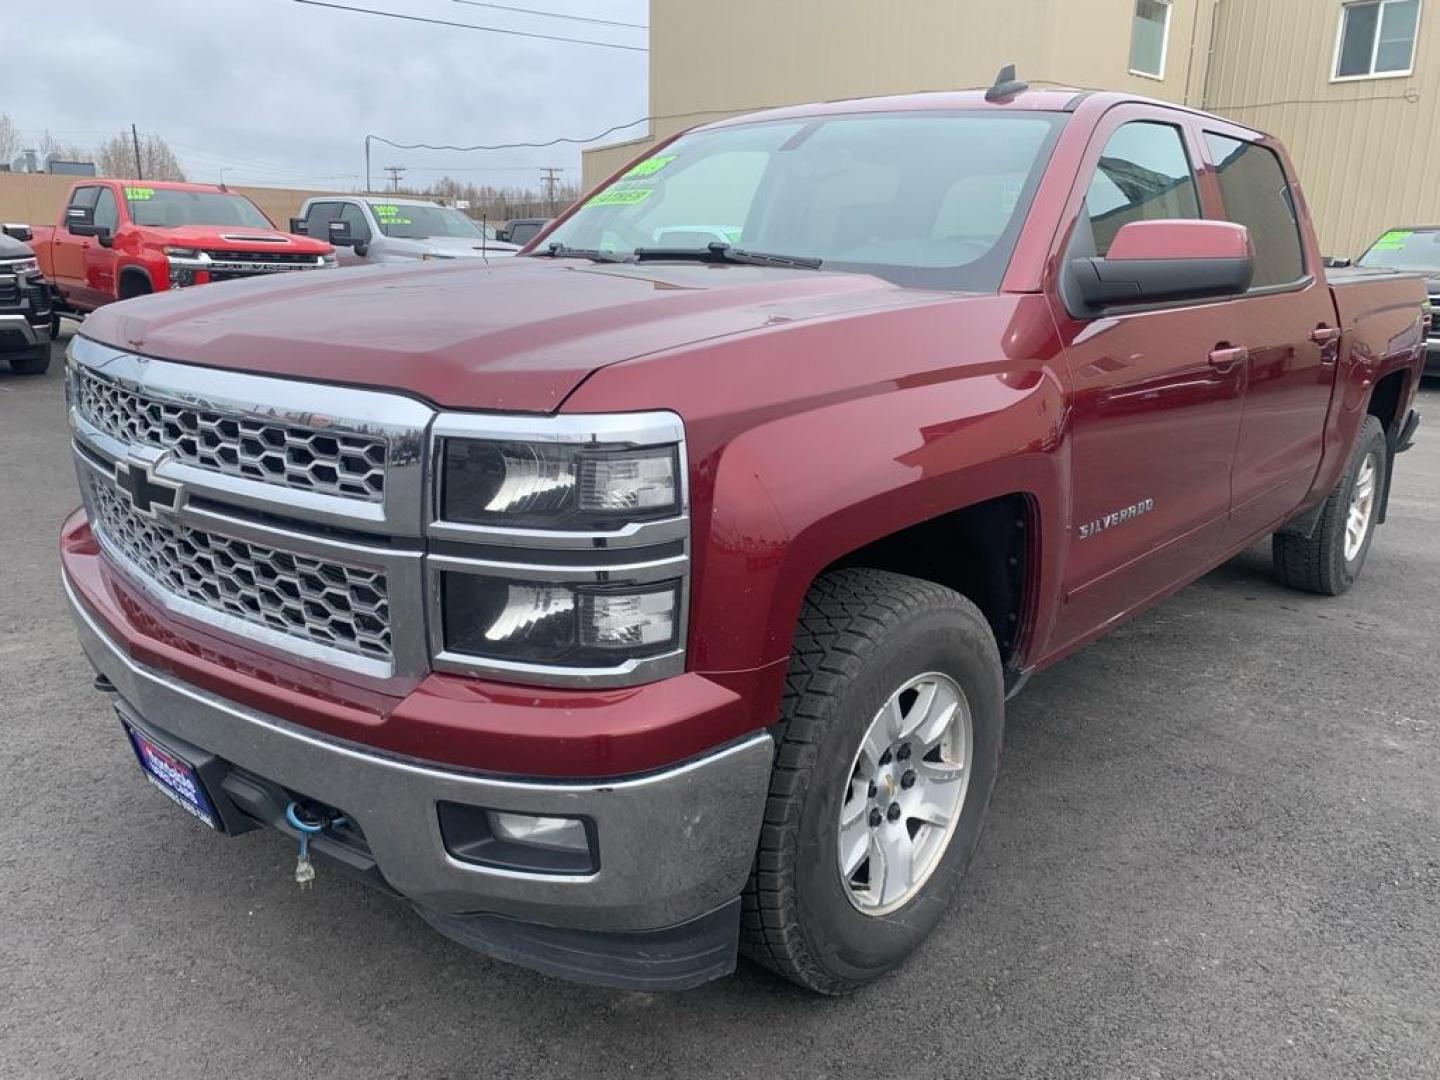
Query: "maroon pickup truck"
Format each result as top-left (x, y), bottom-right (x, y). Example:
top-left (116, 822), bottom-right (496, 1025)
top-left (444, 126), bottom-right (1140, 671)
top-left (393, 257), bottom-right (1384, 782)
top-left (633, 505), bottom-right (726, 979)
top-left (59, 82), bottom-right (1426, 994)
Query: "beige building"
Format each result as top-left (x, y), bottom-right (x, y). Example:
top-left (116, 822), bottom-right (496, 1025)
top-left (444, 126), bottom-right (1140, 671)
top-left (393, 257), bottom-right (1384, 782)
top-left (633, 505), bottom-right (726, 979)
top-left (583, 0), bottom-right (1437, 256)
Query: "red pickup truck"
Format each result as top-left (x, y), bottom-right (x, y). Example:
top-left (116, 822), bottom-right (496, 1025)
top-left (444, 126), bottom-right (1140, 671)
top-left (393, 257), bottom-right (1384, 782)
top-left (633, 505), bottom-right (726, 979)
top-left (31, 179), bottom-right (335, 315)
top-left (59, 83), bottom-right (1427, 994)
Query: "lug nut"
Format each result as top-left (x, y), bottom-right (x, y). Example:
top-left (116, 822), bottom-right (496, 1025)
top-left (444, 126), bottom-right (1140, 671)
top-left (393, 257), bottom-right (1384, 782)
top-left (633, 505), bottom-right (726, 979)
top-left (897, 743), bottom-right (912, 761)
top-left (879, 749), bottom-right (893, 765)
top-left (869, 808), bottom-right (883, 828)
top-left (886, 802), bottom-right (902, 822)
top-left (900, 769), bottom-right (916, 790)
top-left (867, 781), bottom-right (877, 798)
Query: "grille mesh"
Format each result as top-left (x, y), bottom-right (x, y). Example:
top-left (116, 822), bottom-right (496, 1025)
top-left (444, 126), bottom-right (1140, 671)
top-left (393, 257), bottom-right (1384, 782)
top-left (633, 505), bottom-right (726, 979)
top-left (90, 479), bottom-right (392, 662)
top-left (75, 368), bottom-right (387, 501)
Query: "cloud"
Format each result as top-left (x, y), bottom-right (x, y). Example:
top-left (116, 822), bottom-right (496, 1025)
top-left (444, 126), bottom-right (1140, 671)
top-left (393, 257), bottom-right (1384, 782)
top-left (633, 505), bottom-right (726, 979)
top-left (3, 0), bottom-right (648, 190)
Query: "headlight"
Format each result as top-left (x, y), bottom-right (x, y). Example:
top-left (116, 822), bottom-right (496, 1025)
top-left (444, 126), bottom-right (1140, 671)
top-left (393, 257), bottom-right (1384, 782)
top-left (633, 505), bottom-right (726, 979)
top-left (441, 439), bottom-right (680, 530)
top-left (2, 257), bottom-right (39, 276)
top-left (163, 246), bottom-right (204, 261)
top-left (441, 575), bottom-right (681, 666)
top-left (321, 253), bottom-right (338, 269)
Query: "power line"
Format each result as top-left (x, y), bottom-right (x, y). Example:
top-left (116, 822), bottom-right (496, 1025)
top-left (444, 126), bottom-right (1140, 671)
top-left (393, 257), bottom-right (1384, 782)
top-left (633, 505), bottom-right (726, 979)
top-left (292, 0), bottom-right (647, 52)
top-left (363, 102), bottom-right (780, 155)
top-left (384, 164), bottom-right (406, 192)
top-left (451, 0), bottom-right (646, 30)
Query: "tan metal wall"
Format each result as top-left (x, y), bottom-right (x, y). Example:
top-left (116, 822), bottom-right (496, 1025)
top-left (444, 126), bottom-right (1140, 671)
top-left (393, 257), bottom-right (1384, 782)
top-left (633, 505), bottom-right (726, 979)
top-left (582, 0), bottom-right (1215, 187)
top-left (0, 173), bottom-right (344, 234)
top-left (1204, 0), bottom-right (1438, 257)
top-left (584, 0), bottom-right (1437, 256)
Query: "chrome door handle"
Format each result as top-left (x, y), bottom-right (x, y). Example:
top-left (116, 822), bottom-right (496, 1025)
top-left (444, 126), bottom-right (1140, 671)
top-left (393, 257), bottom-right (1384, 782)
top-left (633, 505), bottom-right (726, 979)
top-left (1310, 326), bottom-right (1342, 345)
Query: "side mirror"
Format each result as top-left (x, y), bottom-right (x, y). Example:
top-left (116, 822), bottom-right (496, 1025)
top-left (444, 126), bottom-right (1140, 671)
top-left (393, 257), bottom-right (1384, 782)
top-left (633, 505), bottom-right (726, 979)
top-left (1069, 220), bottom-right (1254, 313)
top-left (97, 231), bottom-right (115, 248)
top-left (327, 219), bottom-right (355, 247)
top-left (65, 204), bottom-right (98, 235)
top-left (495, 228), bottom-right (511, 243)
top-left (1323, 256), bottom-right (1353, 269)
top-left (2, 223), bottom-right (32, 243)
top-left (289, 217), bottom-right (308, 235)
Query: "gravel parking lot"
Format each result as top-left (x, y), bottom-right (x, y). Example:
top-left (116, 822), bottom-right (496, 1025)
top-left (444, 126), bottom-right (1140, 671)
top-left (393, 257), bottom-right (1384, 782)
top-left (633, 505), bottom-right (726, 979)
top-left (3, 330), bottom-right (1437, 1080)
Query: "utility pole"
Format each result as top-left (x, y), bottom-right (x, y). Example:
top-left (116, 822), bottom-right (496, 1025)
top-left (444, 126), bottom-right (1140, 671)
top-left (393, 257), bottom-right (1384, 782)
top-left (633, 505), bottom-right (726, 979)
top-left (384, 165), bottom-right (405, 193)
top-left (364, 135), bottom-right (371, 193)
top-left (541, 166), bottom-right (561, 214)
top-left (131, 123), bottom-right (143, 180)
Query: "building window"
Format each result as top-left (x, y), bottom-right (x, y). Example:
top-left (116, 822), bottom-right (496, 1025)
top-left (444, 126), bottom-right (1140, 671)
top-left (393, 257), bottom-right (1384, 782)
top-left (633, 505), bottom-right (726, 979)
top-left (1129, 0), bottom-right (1173, 79)
top-left (1334, 0), bottom-right (1422, 79)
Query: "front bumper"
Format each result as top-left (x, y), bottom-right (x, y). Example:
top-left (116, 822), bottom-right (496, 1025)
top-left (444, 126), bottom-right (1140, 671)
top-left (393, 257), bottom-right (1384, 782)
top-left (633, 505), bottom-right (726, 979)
top-left (1425, 338), bottom-right (1439, 375)
top-left (0, 311), bottom-right (51, 350)
top-left (65, 570), bottom-right (774, 984)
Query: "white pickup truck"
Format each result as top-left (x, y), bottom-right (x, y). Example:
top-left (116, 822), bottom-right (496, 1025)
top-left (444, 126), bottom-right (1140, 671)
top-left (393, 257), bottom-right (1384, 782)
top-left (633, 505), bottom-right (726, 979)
top-left (292, 196), bottom-right (520, 265)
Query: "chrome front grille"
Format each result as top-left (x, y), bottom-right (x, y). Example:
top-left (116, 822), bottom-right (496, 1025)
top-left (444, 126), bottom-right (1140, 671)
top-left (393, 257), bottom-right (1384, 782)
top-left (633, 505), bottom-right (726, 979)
top-left (75, 366), bottom-right (387, 501)
top-left (89, 479), bottom-right (393, 662)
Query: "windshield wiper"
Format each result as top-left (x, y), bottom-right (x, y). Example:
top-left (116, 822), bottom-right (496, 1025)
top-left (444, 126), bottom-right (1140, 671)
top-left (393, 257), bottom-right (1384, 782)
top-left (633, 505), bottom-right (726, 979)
top-left (632, 241), bottom-right (823, 270)
top-left (536, 243), bottom-right (632, 264)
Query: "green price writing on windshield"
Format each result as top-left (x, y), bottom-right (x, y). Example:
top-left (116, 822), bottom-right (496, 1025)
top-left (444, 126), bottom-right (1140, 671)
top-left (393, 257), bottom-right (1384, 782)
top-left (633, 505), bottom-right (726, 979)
top-left (623, 154), bottom-right (676, 179)
top-left (373, 204), bottom-right (401, 216)
top-left (1373, 229), bottom-right (1414, 250)
top-left (124, 187), bottom-right (154, 201)
top-left (585, 188), bottom-right (653, 208)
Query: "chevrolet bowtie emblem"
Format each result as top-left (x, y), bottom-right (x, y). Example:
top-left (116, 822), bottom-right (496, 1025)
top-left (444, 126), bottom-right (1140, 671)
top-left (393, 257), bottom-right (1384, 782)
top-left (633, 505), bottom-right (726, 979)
top-left (114, 461), bottom-right (180, 517)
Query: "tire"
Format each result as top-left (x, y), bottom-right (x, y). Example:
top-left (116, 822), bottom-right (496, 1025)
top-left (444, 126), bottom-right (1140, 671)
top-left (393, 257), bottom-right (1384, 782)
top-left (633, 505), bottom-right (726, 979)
top-left (740, 568), bottom-right (1005, 994)
top-left (7, 345), bottom-right (51, 375)
top-left (1273, 414), bottom-right (1388, 596)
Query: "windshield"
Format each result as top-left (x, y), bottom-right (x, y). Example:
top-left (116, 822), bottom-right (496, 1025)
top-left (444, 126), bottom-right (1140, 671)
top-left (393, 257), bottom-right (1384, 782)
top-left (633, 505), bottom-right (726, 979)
top-left (1358, 228), bottom-right (1440, 272)
top-left (543, 111), bottom-right (1066, 290)
top-left (124, 187), bottom-right (272, 229)
top-left (367, 202), bottom-right (495, 240)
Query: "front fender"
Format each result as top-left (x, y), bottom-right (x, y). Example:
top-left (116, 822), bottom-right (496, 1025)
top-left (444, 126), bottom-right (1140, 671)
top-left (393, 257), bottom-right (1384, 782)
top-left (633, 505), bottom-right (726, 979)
top-left (689, 367), bottom-right (1068, 672)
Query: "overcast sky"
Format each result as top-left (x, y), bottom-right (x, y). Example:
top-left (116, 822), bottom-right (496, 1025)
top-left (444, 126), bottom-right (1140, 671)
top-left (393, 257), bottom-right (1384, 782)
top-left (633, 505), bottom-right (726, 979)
top-left (2, 0), bottom-right (649, 191)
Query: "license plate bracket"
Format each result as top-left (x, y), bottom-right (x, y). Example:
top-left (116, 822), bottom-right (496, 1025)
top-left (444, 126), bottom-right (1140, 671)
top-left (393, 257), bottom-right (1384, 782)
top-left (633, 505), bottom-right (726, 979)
top-left (123, 720), bottom-right (222, 831)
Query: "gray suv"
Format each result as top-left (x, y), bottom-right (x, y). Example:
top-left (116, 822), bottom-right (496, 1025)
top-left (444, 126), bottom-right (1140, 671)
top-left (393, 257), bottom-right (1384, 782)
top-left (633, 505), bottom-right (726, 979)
top-left (292, 197), bottom-right (520, 265)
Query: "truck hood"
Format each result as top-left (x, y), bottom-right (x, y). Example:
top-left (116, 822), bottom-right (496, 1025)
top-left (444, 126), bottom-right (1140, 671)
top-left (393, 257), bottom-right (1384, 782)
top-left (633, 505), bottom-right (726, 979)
top-left (136, 224), bottom-right (332, 255)
top-left (80, 257), bottom-right (950, 412)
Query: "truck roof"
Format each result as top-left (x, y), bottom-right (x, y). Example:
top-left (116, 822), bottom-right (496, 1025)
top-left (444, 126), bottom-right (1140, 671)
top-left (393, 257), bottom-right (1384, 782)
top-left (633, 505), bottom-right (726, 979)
top-left (700, 87), bottom-right (1269, 140)
top-left (92, 178), bottom-right (245, 195)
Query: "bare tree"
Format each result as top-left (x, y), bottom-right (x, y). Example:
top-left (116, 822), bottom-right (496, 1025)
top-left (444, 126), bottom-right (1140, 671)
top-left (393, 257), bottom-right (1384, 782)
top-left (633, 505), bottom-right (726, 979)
top-left (417, 176), bottom-right (580, 223)
top-left (0, 113), bottom-right (18, 167)
top-left (36, 130), bottom-right (91, 165)
top-left (95, 130), bottom-right (186, 181)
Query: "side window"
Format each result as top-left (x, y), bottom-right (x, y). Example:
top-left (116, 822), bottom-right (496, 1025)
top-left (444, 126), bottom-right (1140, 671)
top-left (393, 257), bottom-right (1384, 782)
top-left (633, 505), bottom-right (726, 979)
top-left (93, 187), bottom-right (118, 232)
top-left (303, 201), bottom-right (343, 239)
top-left (1081, 121), bottom-right (1200, 256)
top-left (338, 202), bottom-right (372, 241)
top-left (1335, 0), bottom-right (1420, 79)
top-left (68, 185), bottom-right (100, 211)
top-left (1204, 134), bottom-right (1306, 288)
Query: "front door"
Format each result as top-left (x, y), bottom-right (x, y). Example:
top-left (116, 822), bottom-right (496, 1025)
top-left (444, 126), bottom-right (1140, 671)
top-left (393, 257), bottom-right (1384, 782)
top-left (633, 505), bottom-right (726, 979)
top-left (1045, 109), bottom-right (1246, 655)
top-left (1199, 129), bottom-right (1340, 542)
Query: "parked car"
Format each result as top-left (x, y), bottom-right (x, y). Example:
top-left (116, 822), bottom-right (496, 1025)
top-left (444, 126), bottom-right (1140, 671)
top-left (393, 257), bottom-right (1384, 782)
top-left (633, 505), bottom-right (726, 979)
top-left (497, 217), bottom-right (551, 246)
top-left (60, 81), bottom-right (1427, 995)
top-left (0, 223), bottom-right (57, 374)
top-left (292, 196), bottom-right (520, 264)
top-left (1353, 226), bottom-right (1440, 375)
top-left (30, 179), bottom-right (336, 316)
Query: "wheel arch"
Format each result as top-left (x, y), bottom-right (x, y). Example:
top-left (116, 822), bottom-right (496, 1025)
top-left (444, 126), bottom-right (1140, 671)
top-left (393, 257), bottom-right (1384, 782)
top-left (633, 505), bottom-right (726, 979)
top-left (118, 264), bottom-right (155, 298)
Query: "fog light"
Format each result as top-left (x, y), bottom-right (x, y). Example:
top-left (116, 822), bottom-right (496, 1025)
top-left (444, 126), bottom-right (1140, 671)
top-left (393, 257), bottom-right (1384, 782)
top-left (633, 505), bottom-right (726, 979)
top-left (438, 801), bottom-right (597, 874)
top-left (488, 811), bottom-right (589, 853)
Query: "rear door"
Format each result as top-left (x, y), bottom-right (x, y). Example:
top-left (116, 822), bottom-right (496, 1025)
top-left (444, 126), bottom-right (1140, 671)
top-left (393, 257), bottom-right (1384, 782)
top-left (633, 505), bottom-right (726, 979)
top-left (1046, 107), bottom-right (1247, 654)
top-left (1199, 126), bottom-right (1340, 542)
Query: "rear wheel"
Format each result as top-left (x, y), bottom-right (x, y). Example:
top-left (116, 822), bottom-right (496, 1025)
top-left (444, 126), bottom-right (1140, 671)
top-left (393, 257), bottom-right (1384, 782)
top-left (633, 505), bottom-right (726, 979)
top-left (7, 345), bottom-right (51, 375)
top-left (740, 568), bottom-right (1004, 994)
top-left (1273, 414), bottom-right (1388, 596)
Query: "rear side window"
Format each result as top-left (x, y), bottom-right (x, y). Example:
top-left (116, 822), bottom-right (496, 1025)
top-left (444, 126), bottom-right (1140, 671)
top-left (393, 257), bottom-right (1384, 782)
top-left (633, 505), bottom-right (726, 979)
top-left (1082, 121), bottom-right (1200, 256)
top-left (1204, 134), bottom-right (1306, 288)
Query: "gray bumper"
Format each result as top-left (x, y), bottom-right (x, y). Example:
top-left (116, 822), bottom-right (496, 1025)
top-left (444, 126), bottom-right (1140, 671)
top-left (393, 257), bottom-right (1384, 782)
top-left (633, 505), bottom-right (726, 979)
top-left (67, 574), bottom-right (774, 933)
top-left (0, 312), bottom-right (49, 347)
